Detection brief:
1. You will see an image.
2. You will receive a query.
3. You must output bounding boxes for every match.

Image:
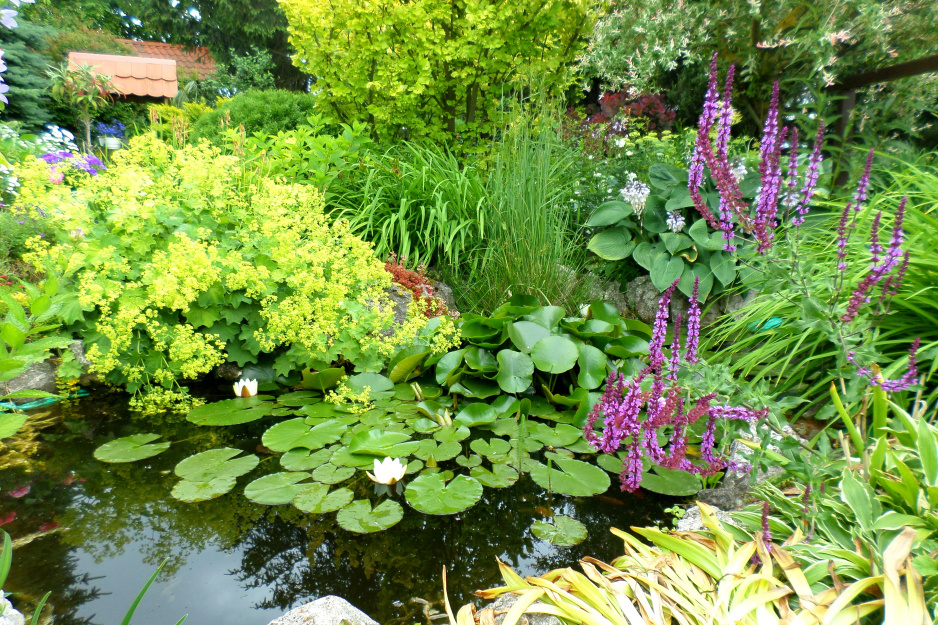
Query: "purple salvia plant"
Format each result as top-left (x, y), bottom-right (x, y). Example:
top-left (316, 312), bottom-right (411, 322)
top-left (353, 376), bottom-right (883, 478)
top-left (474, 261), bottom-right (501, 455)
top-left (715, 65), bottom-right (736, 160)
top-left (783, 126), bottom-right (800, 212)
top-left (585, 284), bottom-right (767, 492)
top-left (792, 122), bottom-right (826, 225)
top-left (685, 277), bottom-right (701, 363)
top-left (689, 54), bottom-right (721, 229)
top-left (752, 83), bottom-right (784, 253)
top-left (835, 204), bottom-right (850, 273)
top-left (842, 197), bottom-right (906, 323)
top-left (761, 501), bottom-right (772, 550)
top-left (879, 250), bottom-right (910, 310)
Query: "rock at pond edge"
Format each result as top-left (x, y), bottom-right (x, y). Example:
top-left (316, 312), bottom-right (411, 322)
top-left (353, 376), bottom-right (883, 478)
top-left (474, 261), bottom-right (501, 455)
top-left (267, 595), bottom-right (379, 625)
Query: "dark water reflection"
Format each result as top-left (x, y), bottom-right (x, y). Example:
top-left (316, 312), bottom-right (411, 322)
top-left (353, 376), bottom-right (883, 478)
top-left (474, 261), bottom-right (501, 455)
top-left (0, 392), bottom-right (676, 625)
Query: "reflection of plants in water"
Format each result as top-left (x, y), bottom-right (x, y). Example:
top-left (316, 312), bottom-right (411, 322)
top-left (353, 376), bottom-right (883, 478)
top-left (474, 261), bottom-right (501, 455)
top-left (0, 410), bottom-right (61, 472)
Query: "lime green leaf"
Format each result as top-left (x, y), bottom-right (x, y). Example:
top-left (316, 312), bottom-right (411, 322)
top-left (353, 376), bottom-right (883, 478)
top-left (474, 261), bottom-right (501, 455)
top-left (405, 473), bottom-right (483, 515)
top-left (94, 434), bottom-right (170, 463)
top-left (531, 515), bottom-right (587, 546)
top-left (531, 336), bottom-right (578, 374)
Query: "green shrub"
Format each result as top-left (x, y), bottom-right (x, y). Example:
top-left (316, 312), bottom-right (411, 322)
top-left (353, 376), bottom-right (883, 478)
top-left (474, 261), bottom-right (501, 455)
top-left (189, 89), bottom-right (318, 145)
top-left (11, 134), bottom-right (433, 411)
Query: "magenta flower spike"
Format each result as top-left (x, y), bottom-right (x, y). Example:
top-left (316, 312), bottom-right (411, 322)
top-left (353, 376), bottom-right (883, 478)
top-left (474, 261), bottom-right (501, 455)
top-left (685, 277), bottom-right (701, 364)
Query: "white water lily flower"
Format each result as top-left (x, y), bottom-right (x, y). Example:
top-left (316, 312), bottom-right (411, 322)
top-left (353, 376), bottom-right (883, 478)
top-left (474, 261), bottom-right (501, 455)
top-left (233, 378), bottom-right (258, 398)
top-left (367, 457), bottom-right (406, 485)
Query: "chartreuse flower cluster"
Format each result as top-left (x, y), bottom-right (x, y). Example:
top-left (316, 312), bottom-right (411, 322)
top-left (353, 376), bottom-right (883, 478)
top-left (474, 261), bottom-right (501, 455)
top-left (14, 133), bottom-right (438, 411)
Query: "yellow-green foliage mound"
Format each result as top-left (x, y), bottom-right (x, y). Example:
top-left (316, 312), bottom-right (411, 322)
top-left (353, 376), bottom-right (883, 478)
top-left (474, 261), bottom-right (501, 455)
top-left (15, 134), bottom-right (424, 410)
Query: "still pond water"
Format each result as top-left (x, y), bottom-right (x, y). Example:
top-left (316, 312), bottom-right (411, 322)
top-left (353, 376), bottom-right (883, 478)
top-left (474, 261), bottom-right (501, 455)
top-left (0, 389), bottom-right (674, 625)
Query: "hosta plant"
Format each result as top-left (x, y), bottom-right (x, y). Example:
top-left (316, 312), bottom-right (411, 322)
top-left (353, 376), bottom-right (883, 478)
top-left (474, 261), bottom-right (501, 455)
top-left (451, 503), bottom-right (926, 625)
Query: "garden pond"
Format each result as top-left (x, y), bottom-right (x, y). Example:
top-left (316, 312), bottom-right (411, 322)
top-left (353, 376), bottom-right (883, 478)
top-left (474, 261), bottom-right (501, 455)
top-left (0, 385), bottom-right (679, 625)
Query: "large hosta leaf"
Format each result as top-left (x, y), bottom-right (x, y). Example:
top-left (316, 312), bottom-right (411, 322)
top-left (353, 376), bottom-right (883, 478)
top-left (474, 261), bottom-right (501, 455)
top-left (174, 448), bottom-right (258, 482)
top-left (244, 472), bottom-right (310, 505)
top-left (293, 483), bottom-right (354, 514)
top-left (470, 463), bottom-right (519, 488)
top-left (531, 515), bottom-right (587, 546)
top-left (531, 336), bottom-right (578, 374)
top-left (336, 499), bottom-right (404, 533)
top-left (528, 456), bottom-right (610, 496)
top-left (186, 396), bottom-right (273, 426)
top-left (94, 434), bottom-right (170, 463)
top-left (262, 418), bottom-right (345, 452)
top-left (405, 473), bottom-right (483, 515)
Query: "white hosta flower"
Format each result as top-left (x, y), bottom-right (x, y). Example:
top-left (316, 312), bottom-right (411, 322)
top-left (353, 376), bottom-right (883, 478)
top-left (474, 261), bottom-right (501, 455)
top-left (367, 457), bottom-right (406, 485)
top-left (619, 173), bottom-right (650, 216)
top-left (666, 211), bottom-right (686, 233)
top-left (730, 159), bottom-right (748, 182)
top-left (614, 137), bottom-right (626, 148)
top-left (233, 378), bottom-right (258, 398)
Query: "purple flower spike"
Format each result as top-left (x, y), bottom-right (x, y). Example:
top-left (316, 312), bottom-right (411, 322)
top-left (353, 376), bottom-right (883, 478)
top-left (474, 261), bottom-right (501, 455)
top-left (685, 277), bottom-right (701, 364)
top-left (784, 126), bottom-right (800, 213)
top-left (850, 149), bottom-right (875, 213)
top-left (793, 122), bottom-right (825, 225)
top-left (761, 501), bottom-right (772, 550)
top-left (667, 313), bottom-right (682, 381)
top-left (836, 204), bottom-right (850, 273)
top-left (715, 65), bottom-right (736, 160)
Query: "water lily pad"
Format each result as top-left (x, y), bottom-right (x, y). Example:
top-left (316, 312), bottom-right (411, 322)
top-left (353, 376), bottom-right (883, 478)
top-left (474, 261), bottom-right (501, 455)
top-left (336, 499), bottom-right (404, 533)
top-left (455, 454), bottom-right (482, 468)
top-left (531, 336), bottom-right (579, 374)
top-left (495, 350), bottom-right (533, 394)
top-left (531, 515), bottom-right (587, 546)
top-left (448, 378), bottom-right (501, 399)
top-left (576, 343), bottom-right (608, 390)
top-left (470, 463), bottom-right (519, 488)
top-left (174, 448), bottom-right (258, 482)
top-left (186, 397), bottom-right (273, 426)
top-left (393, 384), bottom-right (417, 401)
top-left (293, 483), bottom-right (354, 513)
top-left (312, 463), bottom-right (356, 483)
top-left (297, 403), bottom-right (338, 418)
top-left (244, 472), bottom-right (311, 504)
top-left (346, 372), bottom-right (394, 398)
top-left (171, 477), bottom-right (236, 503)
top-left (328, 447), bottom-right (379, 468)
top-left (640, 465), bottom-right (702, 496)
top-left (490, 418), bottom-right (519, 437)
top-left (262, 418), bottom-right (345, 452)
top-left (94, 434), bottom-right (170, 463)
top-left (529, 423), bottom-right (583, 448)
top-left (270, 408), bottom-right (295, 417)
top-left (300, 367), bottom-right (345, 392)
top-left (277, 391), bottom-right (320, 406)
top-left (281, 448), bottom-right (334, 471)
top-left (596, 453), bottom-right (626, 474)
top-left (464, 347), bottom-right (497, 372)
top-left (413, 439), bottom-right (459, 462)
top-left (348, 430), bottom-right (418, 457)
top-left (529, 457), bottom-right (610, 497)
top-left (405, 473), bottom-right (483, 515)
top-left (434, 426), bottom-right (470, 443)
top-left (413, 418), bottom-right (441, 433)
top-left (453, 403), bottom-right (497, 428)
top-left (387, 346), bottom-right (430, 383)
top-left (470, 438), bottom-right (512, 463)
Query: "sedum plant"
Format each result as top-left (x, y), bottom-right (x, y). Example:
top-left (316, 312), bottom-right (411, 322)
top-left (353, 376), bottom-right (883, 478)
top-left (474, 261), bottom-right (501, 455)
top-left (12, 134), bottom-right (433, 410)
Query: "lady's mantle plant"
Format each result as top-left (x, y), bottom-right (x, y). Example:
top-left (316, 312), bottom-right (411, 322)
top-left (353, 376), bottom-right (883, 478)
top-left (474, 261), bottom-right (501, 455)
top-left (15, 134), bottom-right (437, 411)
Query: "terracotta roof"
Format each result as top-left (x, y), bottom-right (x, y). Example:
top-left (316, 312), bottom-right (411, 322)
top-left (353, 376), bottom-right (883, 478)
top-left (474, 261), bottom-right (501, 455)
top-left (117, 40), bottom-right (216, 80)
top-left (68, 52), bottom-right (178, 99)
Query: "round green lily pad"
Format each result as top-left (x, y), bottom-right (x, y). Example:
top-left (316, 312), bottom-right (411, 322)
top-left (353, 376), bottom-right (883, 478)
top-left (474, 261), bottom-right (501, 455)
top-left (94, 434), bottom-right (170, 463)
top-left (281, 448), bottom-right (334, 471)
top-left (469, 438), bottom-right (512, 463)
top-left (528, 456), bottom-right (610, 497)
top-left (405, 473), bottom-right (483, 515)
top-left (293, 483), bottom-right (354, 513)
top-left (277, 391), bottom-right (320, 406)
top-left (453, 403), bottom-right (497, 428)
top-left (531, 336), bottom-right (579, 374)
top-left (171, 477), bottom-right (237, 503)
top-left (262, 418), bottom-right (345, 452)
top-left (433, 426), bottom-right (470, 443)
top-left (186, 397), bottom-right (273, 426)
top-left (312, 463), bottom-right (356, 484)
top-left (244, 472), bottom-right (310, 505)
top-left (455, 454), bottom-right (482, 468)
top-left (174, 448), bottom-right (258, 482)
top-left (469, 463), bottom-right (519, 488)
top-left (297, 403), bottom-right (339, 419)
top-left (531, 515), bottom-right (588, 546)
top-left (336, 499), bottom-right (404, 533)
top-left (529, 423), bottom-right (583, 447)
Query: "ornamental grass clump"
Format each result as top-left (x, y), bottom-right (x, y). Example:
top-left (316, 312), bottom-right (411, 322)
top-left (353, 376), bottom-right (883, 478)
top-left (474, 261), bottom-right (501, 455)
top-left (585, 277), bottom-right (768, 492)
top-left (12, 134), bottom-right (438, 411)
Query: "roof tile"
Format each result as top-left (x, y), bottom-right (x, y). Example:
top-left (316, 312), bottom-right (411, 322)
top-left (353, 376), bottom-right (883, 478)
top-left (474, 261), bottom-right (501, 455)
top-left (116, 39), bottom-right (216, 79)
top-left (68, 52), bottom-right (178, 99)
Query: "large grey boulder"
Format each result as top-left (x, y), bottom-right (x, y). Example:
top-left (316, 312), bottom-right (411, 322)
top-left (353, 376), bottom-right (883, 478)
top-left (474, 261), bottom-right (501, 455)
top-left (0, 597), bottom-right (25, 625)
top-left (267, 596), bottom-right (378, 625)
top-left (486, 592), bottom-right (561, 625)
top-left (0, 360), bottom-right (57, 405)
top-left (675, 504), bottom-right (739, 533)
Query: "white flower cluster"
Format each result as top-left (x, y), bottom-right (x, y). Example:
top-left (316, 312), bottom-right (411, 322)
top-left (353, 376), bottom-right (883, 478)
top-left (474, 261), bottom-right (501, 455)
top-left (619, 172), bottom-right (650, 215)
top-left (35, 125), bottom-right (79, 153)
top-left (0, 163), bottom-right (19, 195)
top-left (730, 159), bottom-right (748, 182)
top-left (666, 210), bottom-right (686, 233)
